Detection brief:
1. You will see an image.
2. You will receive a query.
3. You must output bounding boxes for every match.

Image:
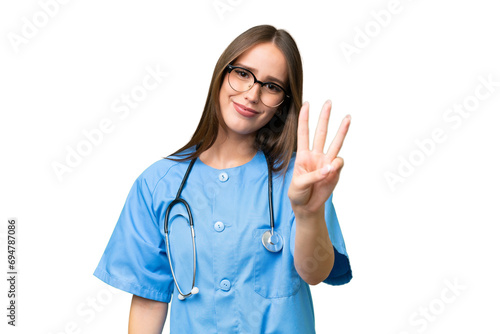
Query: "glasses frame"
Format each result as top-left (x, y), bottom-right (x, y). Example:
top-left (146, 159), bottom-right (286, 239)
top-left (226, 64), bottom-right (290, 107)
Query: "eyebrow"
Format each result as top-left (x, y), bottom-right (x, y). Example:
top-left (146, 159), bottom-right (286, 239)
top-left (233, 63), bottom-right (287, 88)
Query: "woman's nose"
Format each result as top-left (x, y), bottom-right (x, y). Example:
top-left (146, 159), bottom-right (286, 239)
top-left (244, 83), bottom-right (261, 103)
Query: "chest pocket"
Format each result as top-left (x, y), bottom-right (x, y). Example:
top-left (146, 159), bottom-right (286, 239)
top-left (252, 228), bottom-right (301, 298)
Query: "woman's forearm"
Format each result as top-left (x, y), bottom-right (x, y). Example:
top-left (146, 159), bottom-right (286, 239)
top-left (129, 295), bottom-right (168, 334)
top-left (293, 204), bottom-right (335, 285)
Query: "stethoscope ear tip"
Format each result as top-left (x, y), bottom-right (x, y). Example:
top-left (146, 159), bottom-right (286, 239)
top-left (178, 287), bottom-right (199, 301)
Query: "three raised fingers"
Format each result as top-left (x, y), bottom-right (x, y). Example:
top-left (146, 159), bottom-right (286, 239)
top-left (297, 100), bottom-right (351, 161)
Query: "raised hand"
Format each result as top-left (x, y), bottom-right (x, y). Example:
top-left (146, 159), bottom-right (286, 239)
top-left (288, 100), bottom-right (351, 217)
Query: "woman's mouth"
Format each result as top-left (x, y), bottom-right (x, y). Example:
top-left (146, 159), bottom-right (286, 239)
top-left (233, 102), bottom-right (259, 118)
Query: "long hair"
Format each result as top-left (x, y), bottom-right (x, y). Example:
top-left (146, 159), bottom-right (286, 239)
top-left (166, 24), bottom-right (303, 174)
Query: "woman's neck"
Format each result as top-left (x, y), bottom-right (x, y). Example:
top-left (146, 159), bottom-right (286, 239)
top-left (199, 129), bottom-right (257, 170)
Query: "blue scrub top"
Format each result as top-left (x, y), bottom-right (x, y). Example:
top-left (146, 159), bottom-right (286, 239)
top-left (94, 146), bottom-right (352, 333)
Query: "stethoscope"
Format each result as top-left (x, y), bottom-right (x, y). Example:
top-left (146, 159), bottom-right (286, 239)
top-left (164, 151), bottom-right (283, 300)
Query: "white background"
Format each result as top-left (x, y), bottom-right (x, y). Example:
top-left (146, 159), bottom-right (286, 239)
top-left (1, 0), bottom-right (499, 333)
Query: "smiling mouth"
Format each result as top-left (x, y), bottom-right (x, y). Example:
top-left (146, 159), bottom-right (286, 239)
top-left (233, 102), bottom-right (259, 114)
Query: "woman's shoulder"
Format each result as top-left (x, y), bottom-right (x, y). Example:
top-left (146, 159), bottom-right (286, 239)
top-left (136, 146), bottom-right (195, 190)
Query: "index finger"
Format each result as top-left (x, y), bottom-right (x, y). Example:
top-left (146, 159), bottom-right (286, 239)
top-left (297, 102), bottom-right (310, 152)
top-left (326, 115), bottom-right (351, 161)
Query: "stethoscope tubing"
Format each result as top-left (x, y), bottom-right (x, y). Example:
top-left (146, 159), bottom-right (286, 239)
top-left (164, 157), bottom-right (198, 299)
top-left (164, 150), bottom-right (283, 301)
top-left (265, 154), bottom-right (275, 234)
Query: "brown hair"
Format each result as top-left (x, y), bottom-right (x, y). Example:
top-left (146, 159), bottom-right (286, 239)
top-left (166, 24), bottom-right (303, 174)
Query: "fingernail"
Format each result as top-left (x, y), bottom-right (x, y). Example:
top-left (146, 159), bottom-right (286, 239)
top-left (346, 114), bottom-right (351, 120)
top-left (320, 165), bottom-right (332, 175)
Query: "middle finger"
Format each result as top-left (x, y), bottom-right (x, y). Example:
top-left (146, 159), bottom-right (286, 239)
top-left (312, 100), bottom-right (332, 153)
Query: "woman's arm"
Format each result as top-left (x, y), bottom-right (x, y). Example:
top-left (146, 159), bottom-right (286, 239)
top-left (129, 295), bottom-right (168, 334)
top-left (293, 207), bottom-right (335, 285)
top-left (288, 101), bottom-right (351, 285)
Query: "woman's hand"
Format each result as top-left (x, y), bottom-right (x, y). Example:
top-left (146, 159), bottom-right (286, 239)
top-left (288, 100), bottom-right (351, 218)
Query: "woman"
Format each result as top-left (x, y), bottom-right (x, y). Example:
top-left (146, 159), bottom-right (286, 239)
top-left (94, 24), bottom-right (352, 333)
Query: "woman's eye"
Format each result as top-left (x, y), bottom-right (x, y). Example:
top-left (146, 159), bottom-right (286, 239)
top-left (236, 70), bottom-right (249, 78)
top-left (265, 83), bottom-right (281, 93)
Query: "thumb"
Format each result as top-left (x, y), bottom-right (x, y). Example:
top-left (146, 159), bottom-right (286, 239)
top-left (293, 164), bottom-right (332, 191)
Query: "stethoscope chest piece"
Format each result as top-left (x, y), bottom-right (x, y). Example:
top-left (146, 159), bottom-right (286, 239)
top-left (262, 230), bottom-right (283, 252)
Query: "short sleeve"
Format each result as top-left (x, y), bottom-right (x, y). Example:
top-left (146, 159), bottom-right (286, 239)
top-left (93, 173), bottom-right (174, 302)
top-left (290, 193), bottom-right (352, 286)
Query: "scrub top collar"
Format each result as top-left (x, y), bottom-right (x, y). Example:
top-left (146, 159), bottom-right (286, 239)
top-left (192, 147), bottom-right (267, 178)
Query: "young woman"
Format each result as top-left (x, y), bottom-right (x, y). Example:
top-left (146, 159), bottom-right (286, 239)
top-left (94, 24), bottom-right (352, 333)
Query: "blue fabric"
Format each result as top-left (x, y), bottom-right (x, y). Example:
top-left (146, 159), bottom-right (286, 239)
top-left (93, 146), bottom-right (352, 333)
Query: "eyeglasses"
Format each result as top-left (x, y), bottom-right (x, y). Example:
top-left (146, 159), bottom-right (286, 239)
top-left (226, 64), bottom-right (289, 108)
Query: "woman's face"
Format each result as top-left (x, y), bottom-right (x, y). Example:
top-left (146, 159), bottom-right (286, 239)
top-left (219, 42), bottom-right (288, 138)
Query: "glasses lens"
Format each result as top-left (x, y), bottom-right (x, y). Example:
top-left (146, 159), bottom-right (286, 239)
top-left (228, 67), bottom-right (254, 92)
top-left (261, 83), bottom-right (285, 107)
top-left (228, 67), bottom-right (286, 108)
